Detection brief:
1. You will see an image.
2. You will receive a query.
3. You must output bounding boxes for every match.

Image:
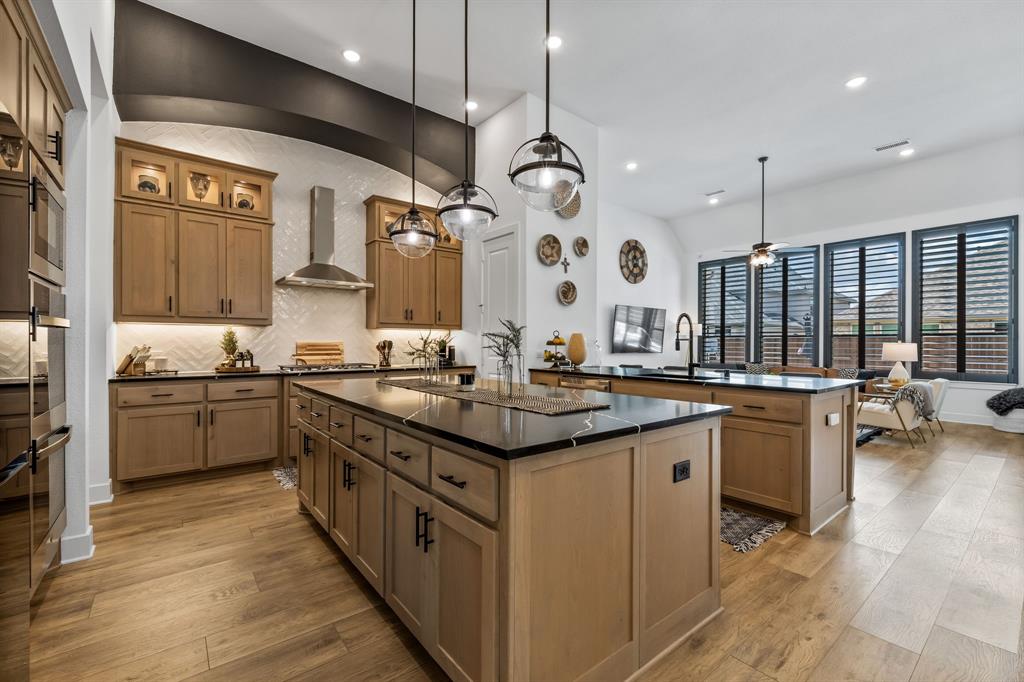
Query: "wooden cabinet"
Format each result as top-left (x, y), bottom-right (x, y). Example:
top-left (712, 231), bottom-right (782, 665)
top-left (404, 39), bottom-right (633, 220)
top-left (435, 250), bottom-right (462, 328)
top-left (225, 219), bottom-right (272, 320)
top-left (115, 139), bottom-right (276, 324)
top-left (352, 453), bottom-right (386, 594)
top-left (0, 0), bottom-right (27, 134)
top-left (115, 404), bottom-right (204, 481)
top-left (720, 416), bottom-right (803, 514)
top-left (117, 203), bottom-right (177, 318)
top-left (386, 472), bottom-right (434, 641)
top-left (207, 398), bottom-right (278, 468)
top-left (330, 441), bottom-right (356, 556)
top-left (364, 195), bottom-right (463, 330)
top-left (178, 212), bottom-right (225, 318)
top-left (26, 45), bottom-right (63, 185)
top-left (310, 426), bottom-right (330, 530)
top-left (0, 182), bottom-right (29, 315)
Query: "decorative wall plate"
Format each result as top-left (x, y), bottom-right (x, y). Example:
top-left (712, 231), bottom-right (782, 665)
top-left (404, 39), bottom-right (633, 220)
top-left (137, 174), bottom-right (160, 193)
top-left (537, 234), bottom-right (562, 265)
top-left (573, 236), bottom-right (589, 257)
top-left (557, 280), bottom-right (578, 305)
top-left (557, 188), bottom-right (582, 219)
top-left (619, 239), bottom-right (648, 283)
top-left (236, 193), bottom-right (255, 210)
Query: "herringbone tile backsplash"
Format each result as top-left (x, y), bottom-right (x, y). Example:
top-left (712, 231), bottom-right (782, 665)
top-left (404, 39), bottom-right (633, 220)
top-left (116, 122), bottom-right (468, 371)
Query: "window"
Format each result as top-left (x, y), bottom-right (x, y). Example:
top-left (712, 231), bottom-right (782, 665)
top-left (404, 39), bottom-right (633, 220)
top-left (824, 234), bottom-right (905, 372)
top-left (755, 248), bottom-right (819, 366)
top-left (698, 257), bottom-right (749, 366)
top-left (912, 216), bottom-right (1017, 383)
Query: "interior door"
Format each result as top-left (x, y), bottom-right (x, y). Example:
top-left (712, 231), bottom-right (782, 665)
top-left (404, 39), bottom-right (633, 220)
top-left (177, 212), bottom-right (225, 318)
top-left (118, 203), bottom-right (176, 318)
top-left (225, 220), bottom-right (271, 320)
top-left (480, 228), bottom-right (520, 379)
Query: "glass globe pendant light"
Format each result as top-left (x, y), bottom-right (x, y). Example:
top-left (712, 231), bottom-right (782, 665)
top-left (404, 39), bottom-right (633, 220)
top-left (437, 0), bottom-right (498, 240)
top-left (507, 0), bottom-right (585, 212)
top-left (749, 156), bottom-right (777, 268)
top-left (388, 0), bottom-right (439, 258)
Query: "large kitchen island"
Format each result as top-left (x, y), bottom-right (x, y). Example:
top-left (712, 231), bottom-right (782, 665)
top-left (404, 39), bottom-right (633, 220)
top-left (532, 366), bottom-right (864, 536)
top-left (293, 376), bottom-right (731, 682)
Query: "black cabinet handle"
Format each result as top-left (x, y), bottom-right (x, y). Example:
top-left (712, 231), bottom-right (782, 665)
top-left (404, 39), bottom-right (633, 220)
top-left (742, 404), bottom-right (766, 410)
top-left (235, 388), bottom-right (254, 393)
top-left (355, 434), bottom-right (372, 442)
top-left (196, 409), bottom-right (201, 427)
top-left (28, 178), bottom-right (38, 211)
top-left (389, 450), bottom-right (411, 462)
top-left (437, 473), bottom-right (467, 489)
top-left (46, 131), bottom-right (62, 164)
top-left (229, 194), bottom-right (234, 208)
top-left (438, 310), bottom-right (441, 322)
top-left (210, 408), bottom-right (215, 426)
top-left (220, 191), bottom-right (224, 205)
top-left (168, 295), bottom-right (173, 312)
top-left (309, 411), bottom-right (322, 418)
top-left (228, 299), bottom-right (233, 314)
top-left (168, 180), bottom-right (172, 197)
top-left (220, 298), bottom-right (225, 314)
top-left (329, 421), bottom-right (343, 428)
top-left (343, 460), bottom-right (356, 490)
top-left (415, 505), bottom-right (424, 547)
top-left (296, 404), bottom-right (307, 411)
top-left (302, 433), bottom-right (311, 456)
top-left (151, 393), bottom-right (174, 398)
top-left (415, 506), bottom-right (434, 551)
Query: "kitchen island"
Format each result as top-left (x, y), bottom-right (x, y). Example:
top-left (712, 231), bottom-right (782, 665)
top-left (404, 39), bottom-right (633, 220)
top-left (294, 376), bottom-right (731, 682)
top-left (532, 366), bottom-right (864, 536)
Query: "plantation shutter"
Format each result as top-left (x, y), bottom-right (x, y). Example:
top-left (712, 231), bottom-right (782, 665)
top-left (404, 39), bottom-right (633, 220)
top-left (755, 249), bottom-right (819, 366)
top-left (698, 257), bottom-right (749, 366)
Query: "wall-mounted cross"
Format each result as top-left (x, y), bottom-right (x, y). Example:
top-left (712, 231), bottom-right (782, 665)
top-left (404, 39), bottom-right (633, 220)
top-left (560, 256), bottom-right (570, 273)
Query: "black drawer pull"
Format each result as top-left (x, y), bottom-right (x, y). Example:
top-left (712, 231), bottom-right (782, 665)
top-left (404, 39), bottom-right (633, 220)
top-left (389, 450), bottom-right (412, 462)
top-left (329, 421), bottom-right (344, 429)
top-left (741, 404), bottom-right (766, 410)
top-left (355, 434), bottom-right (373, 442)
top-left (309, 411), bottom-right (322, 418)
top-left (235, 388), bottom-right (255, 392)
top-left (296, 404), bottom-right (307, 410)
top-left (151, 393), bottom-right (174, 398)
top-left (437, 473), bottom-right (467, 489)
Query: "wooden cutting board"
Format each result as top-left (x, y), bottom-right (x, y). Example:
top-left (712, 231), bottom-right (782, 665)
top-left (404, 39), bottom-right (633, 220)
top-left (293, 341), bottom-right (344, 365)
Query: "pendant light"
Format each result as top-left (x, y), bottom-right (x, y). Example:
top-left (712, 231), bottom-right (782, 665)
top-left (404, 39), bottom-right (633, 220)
top-left (749, 156), bottom-right (784, 268)
top-left (507, 0), bottom-right (585, 212)
top-left (437, 0), bottom-right (498, 240)
top-left (388, 0), bottom-right (439, 259)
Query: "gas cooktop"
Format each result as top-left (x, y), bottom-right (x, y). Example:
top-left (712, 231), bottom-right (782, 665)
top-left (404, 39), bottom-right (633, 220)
top-left (278, 362), bottom-right (377, 373)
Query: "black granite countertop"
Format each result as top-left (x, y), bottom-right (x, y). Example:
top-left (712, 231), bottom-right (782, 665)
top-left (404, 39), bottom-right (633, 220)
top-left (108, 364), bottom-right (475, 383)
top-left (295, 376), bottom-right (732, 460)
top-left (531, 365), bottom-right (864, 394)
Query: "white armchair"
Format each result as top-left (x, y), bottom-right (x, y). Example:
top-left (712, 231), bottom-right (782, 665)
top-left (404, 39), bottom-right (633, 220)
top-left (857, 380), bottom-right (945, 448)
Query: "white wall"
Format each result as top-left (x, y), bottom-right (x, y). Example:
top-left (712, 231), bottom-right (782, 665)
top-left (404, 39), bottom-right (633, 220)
top-left (672, 135), bottom-right (1024, 425)
top-left (596, 200), bottom-right (686, 368)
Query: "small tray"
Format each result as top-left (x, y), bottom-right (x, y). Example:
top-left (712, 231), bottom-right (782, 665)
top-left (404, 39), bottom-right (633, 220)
top-left (214, 365), bottom-right (262, 374)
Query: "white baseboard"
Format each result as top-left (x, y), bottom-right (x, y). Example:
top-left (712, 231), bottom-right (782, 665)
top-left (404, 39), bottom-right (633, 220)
top-left (942, 412), bottom-right (995, 426)
top-left (61, 525), bottom-right (94, 565)
top-left (89, 479), bottom-right (113, 506)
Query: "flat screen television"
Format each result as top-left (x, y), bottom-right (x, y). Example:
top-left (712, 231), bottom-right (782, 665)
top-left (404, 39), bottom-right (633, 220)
top-left (611, 305), bottom-right (666, 353)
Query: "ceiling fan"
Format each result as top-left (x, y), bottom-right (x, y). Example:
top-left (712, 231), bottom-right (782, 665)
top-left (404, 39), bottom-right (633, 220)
top-left (722, 156), bottom-right (808, 267)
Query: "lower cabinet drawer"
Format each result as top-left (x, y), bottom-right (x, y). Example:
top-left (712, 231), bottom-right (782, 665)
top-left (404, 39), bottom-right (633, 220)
top-left (712, 389), bottom-right (804, 424)
top-left (207, 379), bottom-right (278, 401)
top-left (117, 383), bottom-right (204, 407)
top-left (296, 394), bottom-right (312, 424)
top-left (310, 399), bottom-right (330, 432)
top-left (386, 429), bottom-right (430, 486)
top-left (352, 416), bottom-right (386, 463)
top-left (431, 447), bottom-right (499, 522)
top-left (328, 406), bottom-right (354, 446)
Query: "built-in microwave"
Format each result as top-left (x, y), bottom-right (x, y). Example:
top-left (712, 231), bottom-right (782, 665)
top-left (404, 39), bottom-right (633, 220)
top-left (29, 154), bottom-right (65, 287)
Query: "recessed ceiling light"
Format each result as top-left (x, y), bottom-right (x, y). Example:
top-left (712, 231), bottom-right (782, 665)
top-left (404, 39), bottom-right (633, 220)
top-left (465, 100), bottom-right (478, 111)
top-left (708, 197), bottom-right (719, 205)
top-left (342, 49), bottom-right (361, 63)
top-left (545, 35), bottom-right (563, 50)
top-left (625, 161), bottom-right (638, 171)
top-left (845, 75), bottom-right (867, 89)
top-left (899, 148), bottom-right (915, 157)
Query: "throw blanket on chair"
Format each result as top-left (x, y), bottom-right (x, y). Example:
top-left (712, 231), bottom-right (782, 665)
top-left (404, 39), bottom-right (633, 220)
top-left (987, 387), bottom-right (1024, 416)
top-left (894, 383), bottom-right (930, 419)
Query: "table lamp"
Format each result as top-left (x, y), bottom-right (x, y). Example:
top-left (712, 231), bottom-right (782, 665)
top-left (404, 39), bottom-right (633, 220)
top-left (881, 342), bottom-right (918, 387)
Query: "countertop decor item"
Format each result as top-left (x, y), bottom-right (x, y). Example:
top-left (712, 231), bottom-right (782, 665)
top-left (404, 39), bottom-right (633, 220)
top-left (537, 233), bottom-right (562, 265)
top-left (507, 0), bottom-right (585, 212)
top-left (483, 318), bottom-right (526, 395)
top-left (544, 330), bottom-right (568, 367)
top-left (619, 239), bottom-right (648, 283)
top-left (436, 0), bottom-right (498, 240)
top-left (188, 172), bottom-right (211, 200)
top-left (557, 280), bottom-right (577, 305)
top-left (376, 340), bottom-right (393, 367)
top-left (220, 327), bottom-right (239, 361)
top-left (292, 341), bottom-right (345, 366)
top-left (387, 0), bottom-right (439, 258)
top-left (137, 174), bottom-right (159, 194)
top-left (556, 186), bottom-right (581, 218)
top-left (573, 236), bottom-right (589, 257)
top-left (567, 332), bottom-right (587, 367)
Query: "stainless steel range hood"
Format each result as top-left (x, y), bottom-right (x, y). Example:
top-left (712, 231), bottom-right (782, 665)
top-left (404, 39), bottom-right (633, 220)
top-left (275, 186), bottom-right (373, 290)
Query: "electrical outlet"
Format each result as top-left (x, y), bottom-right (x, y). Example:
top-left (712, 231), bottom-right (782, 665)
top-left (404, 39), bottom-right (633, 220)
top-left (826, 412), bottom-right (841, 426)
top-left (673, 460), bottom-right (690, 483)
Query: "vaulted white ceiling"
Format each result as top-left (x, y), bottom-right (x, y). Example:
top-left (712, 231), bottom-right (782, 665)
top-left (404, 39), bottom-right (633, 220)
top-left (141, 0), bottom-right (1024, 220)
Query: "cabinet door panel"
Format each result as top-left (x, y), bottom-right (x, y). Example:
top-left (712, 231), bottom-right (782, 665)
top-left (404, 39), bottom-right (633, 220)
top-left (353, 453), bottom-right (385, 595)
top-left (178, 212), bottom-right (226, 318)
top-left (721, 416), bottom-right (802, 514)
top-left (435, 251), bottom-right (461, 328)
top-left (433, 499), bottom-right (498, 682)
top-left (46, 95), bottom-right (64, 184)
top-left (207, 398), bottom-right (277, 468)
top-left (178, 161), bottom-right (227, 211)
top-left (118, 204), bottom-right (176, 317)
top-left (0, 183), bottom-right (29, 314)
top-left (116, 405), bottom-right (203, 480)
top-left (226, 220), bottom-right (271, 321)
top-left (297, 424), bottom-right (313, 509)
top-left (406, 252), bottom-right (435, 326)
top-left (386, 472), bottom-right (433, 640)
top-left (311, 428), bottom-right (330, 530)
top-left (226, 171), bottom-right (271, 220)
top-left (330, 441), bottom-right (356, 558)
top-left (377, 243), bottom-right (408, 325)
top-left (25, 47), bottom-right (47, 163)
top-left (119, 148), bottom-right (175, 204)
top-left (0, 0), bottom-right (27, 134)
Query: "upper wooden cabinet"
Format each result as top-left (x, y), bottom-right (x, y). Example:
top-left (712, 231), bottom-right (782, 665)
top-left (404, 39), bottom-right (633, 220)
top-left (0, 0), bottom-right (27, 182)
top-left (364, 195), bottom-right (463, 330)
top-left (115, 139), bottom-right (276, 325)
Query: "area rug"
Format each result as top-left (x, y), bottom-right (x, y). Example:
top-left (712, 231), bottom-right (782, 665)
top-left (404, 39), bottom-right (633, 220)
top-left (720, 506), bottom-right (786, 553)
top-left (272, 466), bottom-right (297, 490)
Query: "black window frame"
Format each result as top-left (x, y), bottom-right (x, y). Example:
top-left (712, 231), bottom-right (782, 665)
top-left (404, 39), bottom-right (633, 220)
top-left (823, 233), bottom-right (906, 371)
top-left (697, 256), bottom-right (750, 368)
top-left (911, 216), bottom-right (1018, 384)
top-left (754, 247), bottom-right (820, 367)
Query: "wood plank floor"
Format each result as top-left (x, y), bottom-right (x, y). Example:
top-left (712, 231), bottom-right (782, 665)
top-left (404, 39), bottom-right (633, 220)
top-left (30, 423), bottom-right (1024, 681)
